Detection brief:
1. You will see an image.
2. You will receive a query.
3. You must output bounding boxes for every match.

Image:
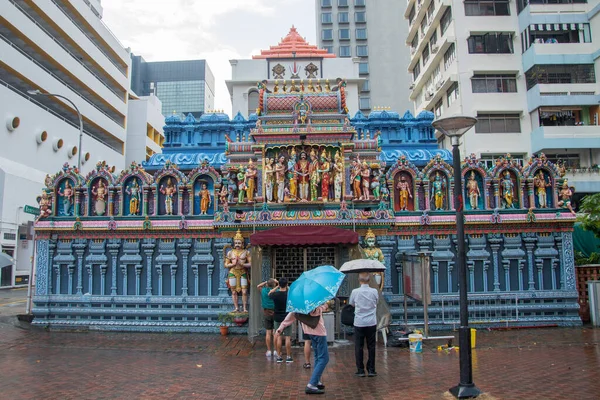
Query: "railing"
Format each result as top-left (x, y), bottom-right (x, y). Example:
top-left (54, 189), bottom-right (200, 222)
top-left (441, 293), bottom-right (520, 327)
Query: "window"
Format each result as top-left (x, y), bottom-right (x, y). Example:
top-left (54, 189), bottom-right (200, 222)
top-left (321, 12), bottom-right (332, 23)
top-left (440, 8), bottom-right (452, 35)
top-left (338, 12), bottom-right (349, 23)
top-left (527, 23), bottom-right (591, 50)
top-left (413, 63), bottom-right (421, 81)
top-left (539, 108), bottom-right (583, 127)
top-left (434, 100), bottom-right (444, 118)
top-left (446, 82), bottom-right (459, 106)
top-left (525, 64), bottom-right (596, 89)
top-left (339, 29), bottom-right (350, 40)
top-left (355, 0), bottom-right (366, 5)
top-left (408, 6), bottom-right (416, 25)
top-left (545, 153), bottom-right (580, 169)
top-left (359, 97), bottom-right (371, 109)
top-left (411, 34), bottom-right (419, 49)
top-left (430, 30), bottom-right (438, 47)
top-left (359, 62), bottom-right (369, 74)
top-left (338, 0), bottom-right (348, 6)
top-left (339, 45), bottom-right (351, 57)
top-left (323, 45), bottom-right (334, 54)
top-left (464, 0), bottom-right (510, 16)
top-left (248, 90), bottom-right (259, 116)
top-left (355, 11), bottom-right (367, 23)
top-left (518, 0), bottom-right (587, 14)
top-left (472, 74), bottom-right (517, 93)
top-left (443, 43), bottom-right (456, 70)
top-left (357, 45), bottom-right (368, 57)
top-left (322, 0), bottom-right (332, 7)
top-left (322, 29), bottom-right (333, 40)
top-left (481, 154), bottom-right (525, 169)
top-left (422, 45), bottom-right (430, 65)
top-left (468, 33), bottom-right (514, 54)
top-left (356, 28), bottom-right (368, 40)
top-left (362, 79), bottom-right (370, 92)
top-left (475, 113), bottom-right (521, 133)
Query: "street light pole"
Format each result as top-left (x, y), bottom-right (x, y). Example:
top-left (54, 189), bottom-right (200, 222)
top-left (27, 90), bottom-right (83, 170)
top-left (432, 116), bottom-right (480, 399)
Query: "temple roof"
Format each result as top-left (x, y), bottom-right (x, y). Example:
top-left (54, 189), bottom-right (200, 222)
top-left (252, 26), bottom-right (336, 59)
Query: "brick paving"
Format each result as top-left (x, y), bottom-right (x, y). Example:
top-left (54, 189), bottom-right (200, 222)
top-left (0, 319), bottom-right (599, 399)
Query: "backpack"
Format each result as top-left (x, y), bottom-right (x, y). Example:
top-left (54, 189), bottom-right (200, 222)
top-left (341, 304), bottom-right (355, 326)
top-left (295, 313), bottom-right (320, 329)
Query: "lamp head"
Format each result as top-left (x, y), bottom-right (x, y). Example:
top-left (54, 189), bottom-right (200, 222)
top-left (432, 116), bottom-right (477, 145)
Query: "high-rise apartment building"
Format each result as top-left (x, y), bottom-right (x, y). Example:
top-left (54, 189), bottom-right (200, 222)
top-left (315, 0), bottom-right (413, 114)
top-left (405, 0), bottom-right (599, 196)
top-left (131, 57), bottom-right (215, 119)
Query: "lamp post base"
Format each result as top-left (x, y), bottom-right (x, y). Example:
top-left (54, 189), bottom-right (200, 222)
top-left (449, 383), bottom-right (481, 399)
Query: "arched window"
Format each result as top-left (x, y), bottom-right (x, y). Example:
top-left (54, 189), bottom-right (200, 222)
top-left (248, 89), bottom-right (259, 117)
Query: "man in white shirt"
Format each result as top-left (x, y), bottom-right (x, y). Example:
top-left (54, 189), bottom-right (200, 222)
top-left (349, 272), bottom-right (379, 377)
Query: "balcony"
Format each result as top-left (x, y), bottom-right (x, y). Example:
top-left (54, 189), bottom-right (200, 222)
top-left (522, 42), bottom-right (596, 72)
top-left (407, 0), bottom-right (451, 53)
top-left (409, 32), bottom-right (455, 100)
top-left (406, 0), bottom-right (433, 44)
top-left (531, 125), bottom-right (600, 153)
top-left (527, 84), bottom-right (599, 112)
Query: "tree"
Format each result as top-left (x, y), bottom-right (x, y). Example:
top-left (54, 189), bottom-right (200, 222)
top-left (578, 193), bottom-right (600, 239)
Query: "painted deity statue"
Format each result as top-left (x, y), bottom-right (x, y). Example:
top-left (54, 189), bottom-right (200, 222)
top-left (360, 162), bottom-right (371, 200)
top-left (501, 171), bottom-right (515, 209)
top-left (57, 180), bottom-right (74, 216)
top-left (534, 170), bottom-right (551, 208)
top-left (295, 151), bottom-right (310, 201)
top-left (351, 159), bottom-right (362, 200)
top-left (237, 166), bottom-right (247, 203)
top-left (319, 150), bottom-right (331, 202)
top-left (38, 191), bottom-right (51, 219)
top-left (92, 180), bottom-right (107, 216)
top-left (363, 228), bottom-right (385, 291)
top-left (558, 180), bottom-right (576, 214)
top-left (275, 155), bottom-right (286, 203)
top-left (245, 160), bottom-right (257, 202)
top-left (309, 149), bottom-right (320, 201)
top-left (224, 230), bottom-right (251, 313)
top-left (126, 180), bottom-right (141, 215)
top-left (160, 178), bottom-right (176, 215)
top-left (287, 149), bottom-right (298, 201)
top-left (466, 171), bottom-right (481, 210)
top-left (396, 176), bottom-right (412, 211)
top-left (333, 151), bottom-right (344, 202)
top-left (430, 173), bottom-right (446, 211)
top-left (371, 169), bottom-right (381, 200)
top-left (264, 158), bottom-right (275, 203)
top-left (227, 171), bottom-right (237, 203)
top-left (199, 183), bottom-right (211, 215)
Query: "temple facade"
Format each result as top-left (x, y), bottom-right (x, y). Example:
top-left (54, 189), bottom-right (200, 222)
top-left (31, 29), bottom-right (580, 332)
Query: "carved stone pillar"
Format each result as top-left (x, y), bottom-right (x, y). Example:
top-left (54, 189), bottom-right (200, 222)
top-left (561, 231), bottom-right (576, 291)
top-left (178, 238), bottom-right (192, 296)
top-left (488, 234), bottom-right (502, 292)
top-left (177, 186), bottom-right (184, 216)
top-left (394, 251), bottom-right (403, 295)
top-left (107, 239), bottom-right (121, 296)
top-left (554, 234), bottom-right (565, 289)
top-left (108, 187), bottom-right (115, 216)
top-left (142, 187), bottom-right (149, 216)
top-left (86, 263), bottom-right (93, 294)
top-left (142, 239), bottom-right (156, 295)
top-left (523, 233), bottom-right (537, 291)
top-left (135, 265), bottom-right (143, 295)
top-left (35, 240), bottom-right (50, 296)
top-left (215, 238), bottom-right (230, 297)
top-left (378, 236), bottom-right (395, 295)
top-left (73, 239), bottom-right (87, 295)
top-left (191, 238), bottom-right (214, 296)
top-left (121, 264), bottom-right (128, 295)
top-left (188, 184), bottom-right (194, 216)
top-left (74, 189), bottom-right (81, 217)
top-left (67, 264), bottom-right (75, 295)
top-left (170, 264), bottom-right (177, 295)
top-left (100, 264), bottom-right (108, 295)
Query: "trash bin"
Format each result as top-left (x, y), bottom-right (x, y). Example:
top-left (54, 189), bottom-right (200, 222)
top-left (409, 333), bottom-right (423, 353)
top-left (589, 281), bottom-right (600, 327)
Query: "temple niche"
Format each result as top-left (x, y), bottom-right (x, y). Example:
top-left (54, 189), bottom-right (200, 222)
top-left (123, 177), bottom-right (143, 216)
top-left (157, 176), bottom-right (178, 216)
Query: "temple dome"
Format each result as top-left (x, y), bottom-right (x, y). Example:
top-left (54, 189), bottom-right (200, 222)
top-left (253, 26), bottom-right (336, 59)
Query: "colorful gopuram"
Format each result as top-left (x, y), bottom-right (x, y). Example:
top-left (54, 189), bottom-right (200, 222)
top-left (31, 30), bottom-right (580, 332)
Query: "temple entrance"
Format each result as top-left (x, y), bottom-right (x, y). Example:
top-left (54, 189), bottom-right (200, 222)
top-left (272, 245), bottom-right (338, 282)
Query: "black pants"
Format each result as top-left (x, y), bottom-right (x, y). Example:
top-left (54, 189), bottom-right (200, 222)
top-left (354, 325), bottom-right (377, 372)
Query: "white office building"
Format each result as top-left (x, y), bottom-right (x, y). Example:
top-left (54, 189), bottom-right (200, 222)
top-left (0, 0), bottom-right (162, 287)
top-left (405, 0), bottom-right (600, 195)
top-left (315, 0), bottom-right (413, 114)
top-left (126, 93), bottom-right (165, 164)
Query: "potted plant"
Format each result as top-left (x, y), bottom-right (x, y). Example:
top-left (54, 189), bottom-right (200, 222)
top-left (231, 311), bottom-right (249, 327)
top-left (217, 312), bottom-right (234, 336)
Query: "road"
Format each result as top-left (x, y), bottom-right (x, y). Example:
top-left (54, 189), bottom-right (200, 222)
top-left (0, 287), bottom-right (27, 318)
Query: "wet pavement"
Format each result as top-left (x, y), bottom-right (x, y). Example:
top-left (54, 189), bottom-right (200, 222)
top-left (0, 316), bottom-right (599, 399)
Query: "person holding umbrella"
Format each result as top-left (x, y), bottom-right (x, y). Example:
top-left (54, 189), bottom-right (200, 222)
top-left (349, 272), bottom-right (379, 377)
top-left (275, 265), bottom-right (345, 395)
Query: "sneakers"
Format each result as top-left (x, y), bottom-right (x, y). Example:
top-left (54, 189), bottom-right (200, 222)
top-left (367, 370), bottom-right (378, 377)
top-left (355, 370), bottom-right (366, 377)
top-left (273, 351), bottom-right (278, 358)
top-left (317, 383), bottom-right (325, 390)
top-left (265, 350), bottom-right (272, 357)
top-left (276, 356), bottom-right (284, 363)
top-left (286, 356), bottom-right (294, 363)
top-left (305, 386), bottom-right (324, 395)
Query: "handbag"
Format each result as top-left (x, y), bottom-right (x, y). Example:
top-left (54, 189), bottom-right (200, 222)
top-left (341, 304), bottom-right (355, 326)
top-left (294, 313), bottom-right (320, 329)
top-left (263, 308), bottom-right (274, 317)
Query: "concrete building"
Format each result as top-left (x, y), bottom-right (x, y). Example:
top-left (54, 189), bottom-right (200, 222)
top-left (130, 57), bottom-right (215, 119)
top-left (126, 94), bottom-right (165, 164)
top-left (315, 0), bottom-right (413, 114)
top-left (405, 0), bottom-right (600, 198)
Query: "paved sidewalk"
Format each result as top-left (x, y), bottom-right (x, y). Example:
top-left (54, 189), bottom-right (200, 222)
top-left (0, 319), bottom-right (598, 399)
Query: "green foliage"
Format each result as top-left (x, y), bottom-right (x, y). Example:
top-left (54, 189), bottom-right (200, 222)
top-left (577, 193), bottom-right (600, 239)
top-left (575, 251), bottom-right (600, 266)
top-left (217, 312), bottom-right (234, 325)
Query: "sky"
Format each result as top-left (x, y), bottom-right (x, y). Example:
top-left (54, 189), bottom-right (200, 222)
top-left (101, 0), bottom-right (317, 116)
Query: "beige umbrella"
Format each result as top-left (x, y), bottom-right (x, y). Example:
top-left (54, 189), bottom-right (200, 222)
top-left (340, 259), bottom-right (386, 274)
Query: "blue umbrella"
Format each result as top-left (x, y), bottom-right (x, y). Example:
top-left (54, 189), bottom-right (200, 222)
top-left (286, 265), bottom-right (346, 314)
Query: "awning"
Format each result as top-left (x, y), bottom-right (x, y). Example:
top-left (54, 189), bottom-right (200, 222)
top-left (250, 226), bottom-right (359, 247)
top-left (0, 252), bottom-right (14, 269)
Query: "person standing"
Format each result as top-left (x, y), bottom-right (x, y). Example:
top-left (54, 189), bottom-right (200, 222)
top-left (257, 278), bottom-right (278, 358)
top-left (269, 278), bottom-right (293, 363)
top-left (349, 272), bottom-right (379, 377)
top-left (276, 304), bottom-right (330, 395)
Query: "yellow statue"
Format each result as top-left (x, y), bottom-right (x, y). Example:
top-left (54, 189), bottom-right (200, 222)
top-left (225, 230), bottom-right (251, 313)
top-left (245, 159), bottom-right (257, 202)
top-left (363, 228), bottom-right (384, 291)
top-left (199, 183), bottom-right (211, 215)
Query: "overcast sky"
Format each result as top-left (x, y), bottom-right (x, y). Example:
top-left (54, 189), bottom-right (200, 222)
top-left (101, 0), bottom-right (316, 116)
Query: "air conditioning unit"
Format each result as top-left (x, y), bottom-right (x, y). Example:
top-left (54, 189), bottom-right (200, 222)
top-left (409, 83), bottom-right (415, 90)
top-left (431, 44), bottom-right (439, 53)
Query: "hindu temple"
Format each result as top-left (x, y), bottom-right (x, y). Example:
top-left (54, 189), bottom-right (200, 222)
top-left (31, 28), bottom-right (580, 333)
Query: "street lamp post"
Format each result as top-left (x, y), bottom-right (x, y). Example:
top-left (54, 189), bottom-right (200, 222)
top-left (432, 116), bottom-right (481, 399)
top-left (27, 90), bottom-right (83, 170)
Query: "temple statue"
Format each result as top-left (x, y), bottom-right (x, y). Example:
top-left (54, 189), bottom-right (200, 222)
top-left (309, 148), bottom-right (320, 201)
top-left (396, 176), bottom-right (412, 211)
top-left (224, 230), bottom-right (251, 313)
top-left (371, 169), bottom-right (381, 200)
top-left (533, 170), bottom-right (551, 208)
top-left (237, 166), bottom-right (247, 203)
top-left (501, 171), bottom-right (515, 209)
top-left (92, 180), bottom-right (107, 216)
top-left (558, 180), bottom-right (576, 214)
top-left (295, 150), bottom-right (310, 201)
top-left (38, 191), bottom-right (51, 219)
top-left (245, 159), bottom-right (257, 202)
top-left (319, 150), bottom-right (331, 202)
top-left (160, 178), bottom-right (176, 215)
top-left (227, 171), bottom-right (237, 203)
top-left (333, 151), bottom-right (344, 202)
top-left (199, 183), bottom-right (211, 215)
top-left (351, 159), bottom-right (362, 200)
top-left (275, 155), bottom-right (286, 203)
top-left (430, 173), bottom-right (446, 211)
top-left (360, 162), bottom-right (371, 200)
top-left (466, 171), bottom-right (481, 210)
top-left (264, 158), bottom-right (275, 203)
top-left (363, 228), bottom-right (385, 291)
top-left (57, 180), bottom-right (74, 216)
top-left (126, 180), bottom-right (141, 215)
top-left (287, 149), bottom-right (298, 201)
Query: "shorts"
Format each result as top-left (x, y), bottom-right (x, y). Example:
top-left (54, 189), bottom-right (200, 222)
top-left (274, 320), bottom-right (292, 336)
top-left (303, 331), bottom-right (311, 341)
top-left (263, 310), bottom-right (274, 330)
